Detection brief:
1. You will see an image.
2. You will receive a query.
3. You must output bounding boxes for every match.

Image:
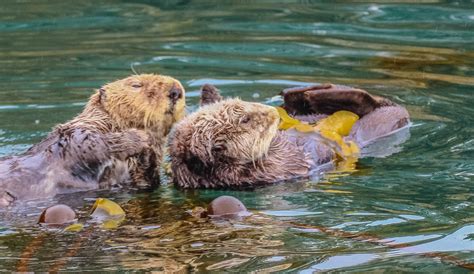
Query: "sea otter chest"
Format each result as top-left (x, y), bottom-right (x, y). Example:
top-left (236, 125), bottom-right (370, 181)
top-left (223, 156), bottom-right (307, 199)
top-left (282, 130), bottom-right (335, 169)
top-left (0, 148), bottom-right (133, 202)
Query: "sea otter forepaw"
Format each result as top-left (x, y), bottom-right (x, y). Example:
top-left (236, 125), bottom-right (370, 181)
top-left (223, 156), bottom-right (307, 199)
top-left (128, 129), bottom-right (151, 145)
top-left (125, 129), bottom-right (153, 155)
top-left (108, 129), bottom-right (152, 160)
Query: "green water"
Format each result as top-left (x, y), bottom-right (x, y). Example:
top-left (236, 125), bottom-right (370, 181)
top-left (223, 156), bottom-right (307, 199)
top-left (1, 0), bottom-right (473, 272)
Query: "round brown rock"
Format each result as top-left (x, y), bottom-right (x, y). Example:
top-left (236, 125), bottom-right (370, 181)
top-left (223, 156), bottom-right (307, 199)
top-left (207, 196), bottom-right (248, 216)
top-left (38, 204), bottom-right (76, 225)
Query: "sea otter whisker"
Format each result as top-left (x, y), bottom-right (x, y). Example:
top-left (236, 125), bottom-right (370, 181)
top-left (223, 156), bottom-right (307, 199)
top-left (143, 104), bottom-right (154, 129)
top-left (130, 62), bottom-right (139, 75)
top-left (251, 141), bottom-right (257, 169)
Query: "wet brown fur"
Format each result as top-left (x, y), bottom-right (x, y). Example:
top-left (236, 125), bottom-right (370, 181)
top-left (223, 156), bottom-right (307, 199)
top-left (0, 74), bottom-right (185, 207)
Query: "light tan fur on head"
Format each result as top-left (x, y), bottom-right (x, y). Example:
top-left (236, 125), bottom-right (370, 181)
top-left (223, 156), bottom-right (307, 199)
top-left (94, 74), bottom-right (186, 132)
top-left (183, 98), bottom-right (280, 164)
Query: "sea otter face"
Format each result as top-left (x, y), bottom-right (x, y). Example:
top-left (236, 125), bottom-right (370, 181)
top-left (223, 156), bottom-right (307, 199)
top-left (99, 74), bottom-right (185, 132)
top-left (182, 99), bottom-right (280, 164)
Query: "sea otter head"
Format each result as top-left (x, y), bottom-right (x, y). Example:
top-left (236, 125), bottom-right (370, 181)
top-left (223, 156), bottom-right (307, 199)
top-left (170, 98), bottom-right (280, 187)
top-left (96, 74), bottom-right (185, 132)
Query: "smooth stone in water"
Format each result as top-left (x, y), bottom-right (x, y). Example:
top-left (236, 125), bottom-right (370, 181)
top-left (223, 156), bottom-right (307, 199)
top-left (207, 196), bottom-right (248, 217)
top-left (38, 204), bottom-right (76, 225)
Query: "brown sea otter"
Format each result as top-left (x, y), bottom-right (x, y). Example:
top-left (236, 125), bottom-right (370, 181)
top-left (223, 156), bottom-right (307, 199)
top-left (0, 74), bottom-right (185, 207)
top-left (169, 84), bottom-right (409, 189)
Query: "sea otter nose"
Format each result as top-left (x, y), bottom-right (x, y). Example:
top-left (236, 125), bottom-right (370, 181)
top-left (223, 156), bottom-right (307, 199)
top-left (168, 85), bottom-right (183, 104)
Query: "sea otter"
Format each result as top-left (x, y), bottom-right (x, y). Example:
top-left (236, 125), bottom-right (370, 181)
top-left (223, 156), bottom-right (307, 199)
top-left (0, 74), bottom-right (185, 207)
top-left (170, 84), bottom-right (409, 189)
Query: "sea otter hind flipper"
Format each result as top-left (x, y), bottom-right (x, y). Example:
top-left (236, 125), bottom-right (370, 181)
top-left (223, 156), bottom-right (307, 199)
top-left (200, 84), bottom-right (223, 106)
top-left (282, 84), bottom-right (390, 117)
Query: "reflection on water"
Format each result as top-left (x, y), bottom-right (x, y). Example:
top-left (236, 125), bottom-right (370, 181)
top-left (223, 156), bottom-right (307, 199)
top-left (0, 0), bottom-right (473, 272)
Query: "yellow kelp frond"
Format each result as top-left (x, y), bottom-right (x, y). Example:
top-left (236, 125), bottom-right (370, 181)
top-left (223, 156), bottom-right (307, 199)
top-left (315, 111), bottom-right (360, 158)
top-left (90, 198), bottom-right (126, 229)
top-left (315, 110), bottom-right (359, 136)
top-left (64, 223), bottom-right (84, 232)
top-left (276, 106), bottom-right (303, 130)
top-left (276, 107), bottom-right (360, 159)
top-left (91, 198), bottom-right (126, 217)
top-left (275, 107), bottom-right (316, 132)
top-left (319, 129), bottom-right (360, 157)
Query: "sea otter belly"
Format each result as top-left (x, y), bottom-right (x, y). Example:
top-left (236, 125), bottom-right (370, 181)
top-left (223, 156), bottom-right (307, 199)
top-left (0, 127), bottom-right (143, 207)
top-left (0, 152), bottom-right (131, 205)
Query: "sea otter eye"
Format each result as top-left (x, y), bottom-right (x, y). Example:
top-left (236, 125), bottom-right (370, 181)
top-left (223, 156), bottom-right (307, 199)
top-left (212, 144), bottom-right (226, 154)
top-left (131, 83), bottom-right (143, 89)
top-left (241, 115), bottom-right (251, 124)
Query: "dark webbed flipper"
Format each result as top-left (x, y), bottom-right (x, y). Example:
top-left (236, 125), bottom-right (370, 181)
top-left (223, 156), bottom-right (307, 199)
top-left (200, 84), bottom-right (223, 106)
top-left (281, 84), bottom-right (394, 117)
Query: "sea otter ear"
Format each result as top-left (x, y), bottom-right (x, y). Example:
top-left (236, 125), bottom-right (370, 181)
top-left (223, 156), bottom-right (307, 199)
top-left (200, 84), bottom-right (223, 106)
top-left (98, 88), bottom-right (107, 104)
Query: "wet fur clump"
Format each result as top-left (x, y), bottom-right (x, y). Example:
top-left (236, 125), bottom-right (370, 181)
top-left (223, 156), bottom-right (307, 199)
top-left (0, 74), bottom-right (185, 207)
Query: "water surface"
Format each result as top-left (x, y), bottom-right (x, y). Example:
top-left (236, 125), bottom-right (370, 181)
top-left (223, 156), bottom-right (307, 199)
top-left (0, 0), bottom-right (473, 272)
